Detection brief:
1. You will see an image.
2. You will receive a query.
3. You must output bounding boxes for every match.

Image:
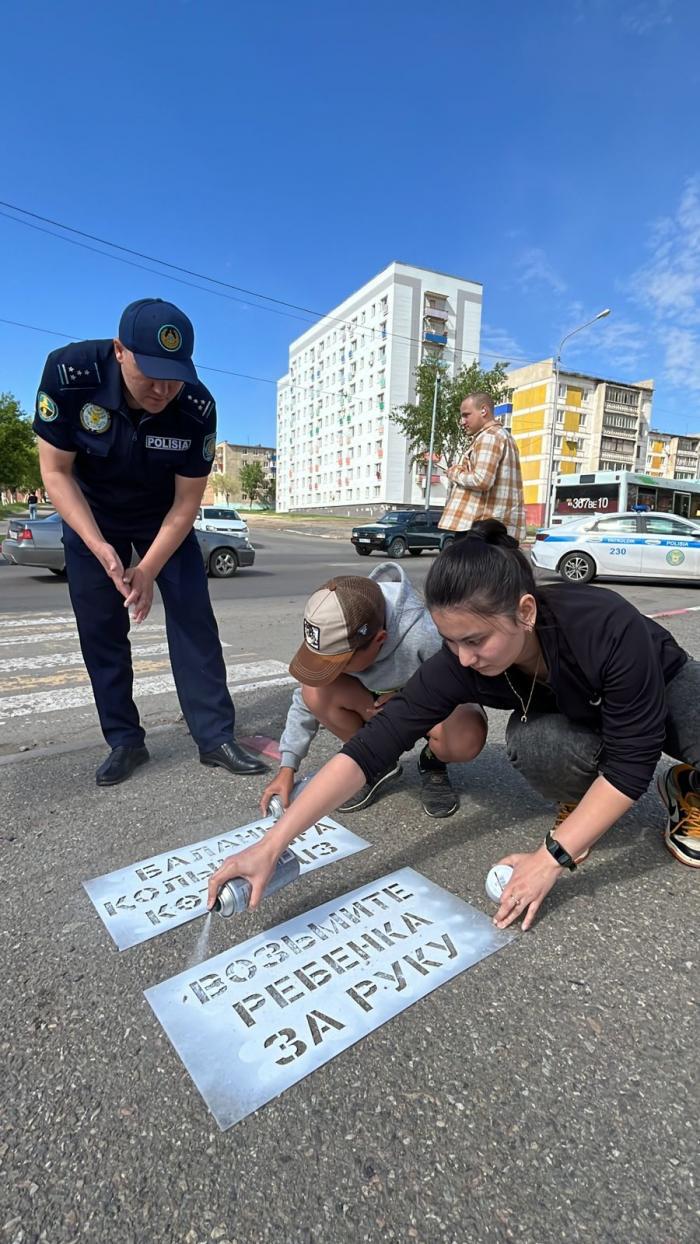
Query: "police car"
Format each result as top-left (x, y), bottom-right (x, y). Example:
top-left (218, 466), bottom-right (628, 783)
top-left (531, 511), bottom-right (700, 584)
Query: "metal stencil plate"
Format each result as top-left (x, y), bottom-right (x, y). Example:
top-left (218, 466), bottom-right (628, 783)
top-left (145, 868), bottom-right (514, 1130)
top-left (83, 816), bottom-right (369, 951)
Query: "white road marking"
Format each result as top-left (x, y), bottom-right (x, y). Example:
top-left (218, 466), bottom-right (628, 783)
top-left (0, 643), bottom-right (171, 672)
top-left (0, 659), bottom-right (290, 720)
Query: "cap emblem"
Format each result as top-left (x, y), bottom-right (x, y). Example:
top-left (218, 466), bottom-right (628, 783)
top-left (158, 324), bottom-right (182, 352)
top-left (79, 404), bottom-right (111, 433)
top-left (304, 620), bottom-right (321, 650)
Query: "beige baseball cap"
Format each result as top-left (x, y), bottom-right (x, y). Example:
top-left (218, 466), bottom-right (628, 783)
top-left (289, 576), bottom-right (386, 686)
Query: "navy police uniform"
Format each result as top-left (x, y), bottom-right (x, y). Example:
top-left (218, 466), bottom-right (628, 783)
top-left (33, 322), bottom-right (235, 756)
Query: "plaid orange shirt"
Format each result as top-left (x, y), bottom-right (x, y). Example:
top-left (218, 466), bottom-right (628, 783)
top-left (439, 422), bottom-right (526, 543)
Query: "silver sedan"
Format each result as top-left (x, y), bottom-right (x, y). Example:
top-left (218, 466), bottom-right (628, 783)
top-left (2, 512), bottom-right (255, 579)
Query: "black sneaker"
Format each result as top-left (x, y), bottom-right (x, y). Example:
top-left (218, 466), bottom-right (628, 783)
top-left (417, 745), bottom-right (458, 818)
top-left (337, 762), bottom-right (402, 812)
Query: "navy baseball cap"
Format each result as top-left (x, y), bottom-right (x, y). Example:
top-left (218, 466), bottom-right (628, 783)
top-left (118, 298), bottom-right (198, 383)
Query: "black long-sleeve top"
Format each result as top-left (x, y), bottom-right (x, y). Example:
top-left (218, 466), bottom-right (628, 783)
top-left (342, 583), bottom-right (688, 801)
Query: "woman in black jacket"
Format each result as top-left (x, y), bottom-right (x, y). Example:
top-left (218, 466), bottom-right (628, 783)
top-left (210, 522), bottom-right (700, 930)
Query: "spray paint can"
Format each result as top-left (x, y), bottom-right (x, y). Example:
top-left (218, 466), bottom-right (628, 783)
top-left (213, 848), bottom-right (300, 917)
top-left (485, 864), bottom-right (513, 904)
top-left (267, 773), bottom-right (314, 823)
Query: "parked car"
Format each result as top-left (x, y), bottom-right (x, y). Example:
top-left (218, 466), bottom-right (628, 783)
top-left (351, 509), bottom-right (451, 557)
top-left (1, 513), bottom-right (255, 579)
top-left (531, 510), bottom-right (700, 584)
top-left (194, 505), bottom-right (249, 537)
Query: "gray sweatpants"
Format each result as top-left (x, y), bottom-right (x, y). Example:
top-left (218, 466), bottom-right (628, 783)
top-left (505, 658), bottom-right (700, 803)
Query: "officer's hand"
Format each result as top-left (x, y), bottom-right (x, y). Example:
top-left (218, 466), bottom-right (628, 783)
top-left (207, 839), bottom-right (280, 911)
top-left (123, 565), bottom-right (155, 624)
top-left (260, 767), bottom-right (295, 815)
top-left (94, 542), bottom-right (128, 598)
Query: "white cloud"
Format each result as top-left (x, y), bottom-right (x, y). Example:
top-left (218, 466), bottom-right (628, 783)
top-left (479, 323), bottom-right (527, 365)
top-left (573, 0), bottom-right (674, 34)
top-left (563, 314), bottom-right (646, 376)
top-left (515, 247), bottom-right (567, 295)
top-left (621, 0), bottom-right (673, 35)
top-left (631, 175), bottom-right (700, 391)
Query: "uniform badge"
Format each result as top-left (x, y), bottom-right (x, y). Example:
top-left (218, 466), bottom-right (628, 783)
top-left (203, 433), bottom-right (216, 462)
top-left (158, 324), bottom-right (182, 352)
top-left (80, 404), bottom-right (111, 434)
top-left (37, 392), bottom-right (59, 422)
top-left (304, 620), bottom-right (321, 651)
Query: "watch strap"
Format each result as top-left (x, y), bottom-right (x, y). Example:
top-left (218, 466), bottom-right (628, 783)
top-left (544, 830), bottom-right (577, 872)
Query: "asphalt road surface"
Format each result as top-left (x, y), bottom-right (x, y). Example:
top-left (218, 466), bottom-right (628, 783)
top-left (1, 530), bottom-right (698, 1243)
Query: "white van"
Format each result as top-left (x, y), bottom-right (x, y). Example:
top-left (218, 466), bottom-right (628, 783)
top-left (194, 505), bottom-right (249, 536)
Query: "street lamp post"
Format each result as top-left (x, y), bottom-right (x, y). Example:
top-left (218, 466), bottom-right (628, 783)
top-left (544, 308), bottom-right (611, 526)
top-left (424, 368), bottom-right (441, 511)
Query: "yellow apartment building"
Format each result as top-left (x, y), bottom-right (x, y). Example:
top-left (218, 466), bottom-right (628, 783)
top-left (645, 431), bottom-right (700, 481)
top-left (501, 360), bottom-right (654, 524)
top-left (202, 441), bottom-right (277, 506)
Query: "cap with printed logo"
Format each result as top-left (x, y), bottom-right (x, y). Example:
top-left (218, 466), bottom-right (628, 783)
top-left (288, 576), bottom-right (386, 686)
top-left (118, 298), bottom-right (197, 383)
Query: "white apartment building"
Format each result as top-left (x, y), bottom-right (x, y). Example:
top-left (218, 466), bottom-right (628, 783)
top-left (276, 261), bottom-right (482, 513)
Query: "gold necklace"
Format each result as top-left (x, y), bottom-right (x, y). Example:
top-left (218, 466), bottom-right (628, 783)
top-left (504, 654), bottom-right (541, 724)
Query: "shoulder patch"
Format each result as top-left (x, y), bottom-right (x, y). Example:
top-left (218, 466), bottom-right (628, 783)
top-left (37, 392), bottom-right (59, 422)
top-left (56, 359), bottom-right (102, 390)
top-left (80, 404), bottom-right (111, 433)
top-left (203, 433), bottom-right (216, 462)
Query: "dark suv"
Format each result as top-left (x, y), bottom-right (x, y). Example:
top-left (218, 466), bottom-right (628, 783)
top-left (350, 509), bottom-right (453, 558)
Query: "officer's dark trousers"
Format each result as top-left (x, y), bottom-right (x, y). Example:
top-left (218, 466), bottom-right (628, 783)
top-left (64, 526), bottom-right (235, 752)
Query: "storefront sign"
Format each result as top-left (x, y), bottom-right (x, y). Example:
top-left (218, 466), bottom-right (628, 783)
top-left (84, 817), bottom-right (369, 951)
top-left (145, 868), bottom-right (514, 1129)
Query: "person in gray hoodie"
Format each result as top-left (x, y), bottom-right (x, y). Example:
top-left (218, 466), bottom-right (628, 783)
top-left (259, 562), bottom-right (486, 818)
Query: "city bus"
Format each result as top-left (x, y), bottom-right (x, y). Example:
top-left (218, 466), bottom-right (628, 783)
top-left (552, 470), bottom-right (700, 524)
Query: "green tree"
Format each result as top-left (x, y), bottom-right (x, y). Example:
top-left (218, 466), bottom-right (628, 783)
top-left (0, 392), bottom-right (41, 492)
top-left (214, 472), bottom-right (238, 503)
top-left (239, 460), bottom-right (265, 505)
top-left (261, 476), bottom-right (276, 510)
top-left (390, 359), bottom-right (510, 476)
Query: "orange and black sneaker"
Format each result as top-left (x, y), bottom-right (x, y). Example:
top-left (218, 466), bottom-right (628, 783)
top-left (554, 802), bottom-right (590, 864)
top-left (656, 764), bottom-right (700, 868)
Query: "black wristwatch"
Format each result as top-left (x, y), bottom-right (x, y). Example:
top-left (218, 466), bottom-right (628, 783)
top-left (544, 830), bottom-right (577, 872)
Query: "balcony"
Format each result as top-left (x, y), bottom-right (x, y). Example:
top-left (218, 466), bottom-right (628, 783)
top-left (424, 305), bottom-right (448, 322)
top-left (423, 332), bottom-right (448, 346)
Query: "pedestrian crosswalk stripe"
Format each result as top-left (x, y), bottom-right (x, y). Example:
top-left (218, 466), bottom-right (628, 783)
top-left (0, 624), bottom-right (167, 647)
top-left (0, 660), bottom-right (292, 720)
top-left (0, 642), bottom-right (172, 672)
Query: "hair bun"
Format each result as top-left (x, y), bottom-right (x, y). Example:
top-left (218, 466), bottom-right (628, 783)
top-left (468, 519), bottom-right (518, 548)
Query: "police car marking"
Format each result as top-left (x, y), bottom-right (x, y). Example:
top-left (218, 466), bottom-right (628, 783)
top-left (158, 325), bottom-right (182, 352)
top-left (203, 433), bottom-right (216, 462)
top-left (666, 548), bottom-right (686, 566)
top-left (79, 404), bottom-right (111, 433)
top-left (37, 392), bottom-right (59, 422)
top-left (145, 436), bottom-right (192, 451)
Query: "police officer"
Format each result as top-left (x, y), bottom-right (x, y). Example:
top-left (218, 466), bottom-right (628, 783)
top-left (34, 297), bottom-right (268, 787)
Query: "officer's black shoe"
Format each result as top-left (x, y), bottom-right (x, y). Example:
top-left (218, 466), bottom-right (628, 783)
top-left (199, 741), bottom-right (269, 776)
top-left (96, 745), bottom-right (150, 787)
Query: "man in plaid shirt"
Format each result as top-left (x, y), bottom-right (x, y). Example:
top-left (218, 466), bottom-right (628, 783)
top-left (438, 391), bottom-right (526, 544)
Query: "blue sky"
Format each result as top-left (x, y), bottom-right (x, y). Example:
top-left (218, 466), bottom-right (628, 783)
top-left (2, 0), bottom-right (699, 444)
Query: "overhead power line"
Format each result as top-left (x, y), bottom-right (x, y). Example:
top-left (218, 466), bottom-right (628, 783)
top-left (0, 199), bottom-right (529, 366)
